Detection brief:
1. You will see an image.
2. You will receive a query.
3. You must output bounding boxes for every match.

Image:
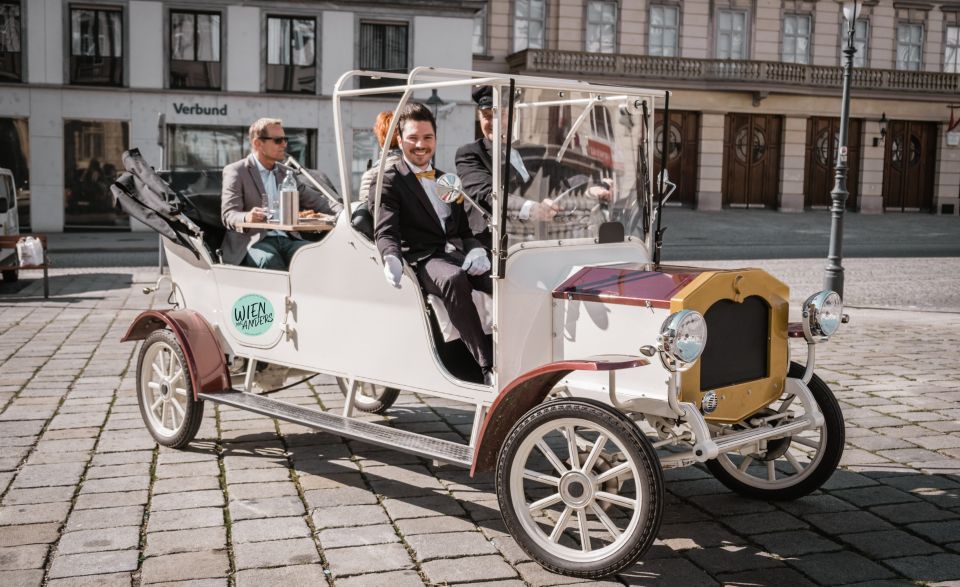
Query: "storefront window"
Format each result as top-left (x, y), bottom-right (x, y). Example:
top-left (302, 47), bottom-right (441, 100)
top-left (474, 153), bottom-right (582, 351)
top-left (70, 6), bottom-right (124, 86)
top-left (170, 11), bottom-right (221, 90)
top-left (0, 2), bottom-right (21, 82)
top-left (167, 125), bottom-right (315, 171)
top-left (0, 117), bottom-right (29, 229)
top-left (266, 16), bottom-right (316, 93)
top-left (64, 120), bottom-right (129, 229)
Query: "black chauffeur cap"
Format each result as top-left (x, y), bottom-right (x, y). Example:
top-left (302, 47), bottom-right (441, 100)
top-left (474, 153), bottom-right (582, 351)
top-left (472, 86), bottom-right (493, 110)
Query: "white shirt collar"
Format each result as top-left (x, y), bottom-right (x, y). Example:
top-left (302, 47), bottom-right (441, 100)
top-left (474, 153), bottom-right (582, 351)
top-left (403, 155), bottom-right (433, 176)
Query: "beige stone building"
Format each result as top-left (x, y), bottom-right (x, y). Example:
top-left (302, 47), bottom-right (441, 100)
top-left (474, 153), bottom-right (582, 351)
top-left (471, 0), bottom-right (960, 214)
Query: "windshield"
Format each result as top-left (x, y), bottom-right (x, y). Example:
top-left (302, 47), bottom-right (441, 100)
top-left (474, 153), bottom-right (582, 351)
top-left (494, 86), bottom-right (655, 249)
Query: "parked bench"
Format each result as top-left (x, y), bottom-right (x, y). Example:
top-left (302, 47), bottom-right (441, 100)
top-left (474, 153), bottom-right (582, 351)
top-left (0, 235), bottom-right (50, 298)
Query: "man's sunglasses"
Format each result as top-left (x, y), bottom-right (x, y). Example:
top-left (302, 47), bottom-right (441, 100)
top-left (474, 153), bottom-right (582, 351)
top-left (258, 136), bottom-right (288, 144)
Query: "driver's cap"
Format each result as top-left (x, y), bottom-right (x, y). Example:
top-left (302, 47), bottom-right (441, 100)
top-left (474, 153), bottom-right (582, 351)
top-left (472, 86), bottom-right (493, 110)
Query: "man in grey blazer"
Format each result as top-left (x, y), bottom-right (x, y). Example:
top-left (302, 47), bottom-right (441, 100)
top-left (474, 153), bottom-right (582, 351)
top-left (220, 118), bottom-right (341, 269)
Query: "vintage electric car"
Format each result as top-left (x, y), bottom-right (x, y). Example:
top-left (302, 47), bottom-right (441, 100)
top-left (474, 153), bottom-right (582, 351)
top-left (116, 68), bottom-right (847, 578)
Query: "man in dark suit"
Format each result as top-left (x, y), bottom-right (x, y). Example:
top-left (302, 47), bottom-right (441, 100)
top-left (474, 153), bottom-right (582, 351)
top-left (221, 118), bottom-right (341, 269)
top-left (455, 86), bottom-right (558, 248)
top-left (375, 103), bottom-right (494, 383)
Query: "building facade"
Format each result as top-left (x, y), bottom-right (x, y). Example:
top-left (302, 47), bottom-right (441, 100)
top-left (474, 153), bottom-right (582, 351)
top-left (473, 0), bottom-right (960, 215)
top-left (0, 0), bottom-right (480, 232)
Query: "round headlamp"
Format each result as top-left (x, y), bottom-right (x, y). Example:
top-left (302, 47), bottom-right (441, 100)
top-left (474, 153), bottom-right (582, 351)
top-left (802, 290), bottom-right (843, 340)
top-left (658, 310), bottom-right (708, 368)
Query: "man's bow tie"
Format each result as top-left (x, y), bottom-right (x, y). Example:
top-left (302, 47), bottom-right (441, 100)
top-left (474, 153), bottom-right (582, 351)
top-left (415, 170), bottom-right (436, 180)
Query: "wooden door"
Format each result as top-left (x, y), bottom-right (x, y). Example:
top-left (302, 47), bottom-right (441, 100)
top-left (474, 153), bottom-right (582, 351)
top-left (654, 111), bottom-right (700, 207)
top-left (722, 114), bottom-right (783, 208)
top-left (882, 120), bottom-right (937, 211)
top-left (804, 117), bottom-right (862, 210)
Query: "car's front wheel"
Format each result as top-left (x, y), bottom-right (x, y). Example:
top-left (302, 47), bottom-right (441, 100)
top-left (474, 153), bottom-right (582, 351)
top-left (496, 399), bottom-right (663, 578)
top-left (705, 361), bottom-right (845, 501)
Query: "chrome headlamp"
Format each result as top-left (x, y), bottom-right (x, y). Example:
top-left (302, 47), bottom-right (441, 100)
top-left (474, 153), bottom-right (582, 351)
top-left (802, 290), bottom-right (843, 341)
top-left (657, 310), bottom-right (708, 371)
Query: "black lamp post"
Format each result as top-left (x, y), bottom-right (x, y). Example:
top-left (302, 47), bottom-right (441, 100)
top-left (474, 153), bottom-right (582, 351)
top-left (824, 0), bottom-right (861, 298)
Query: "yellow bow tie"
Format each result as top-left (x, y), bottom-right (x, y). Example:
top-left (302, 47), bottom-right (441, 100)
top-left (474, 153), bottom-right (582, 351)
top-left (415, 170), bottom-right (436, 180)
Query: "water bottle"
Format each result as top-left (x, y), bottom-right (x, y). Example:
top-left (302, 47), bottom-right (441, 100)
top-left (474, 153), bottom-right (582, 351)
top-left (279, 170), bottom-right (299, 225)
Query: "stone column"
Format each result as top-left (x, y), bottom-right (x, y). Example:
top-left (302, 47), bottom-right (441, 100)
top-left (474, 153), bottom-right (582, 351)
top-left (858, 119), bottom-right (885, 213)
top-left (696, 113), bottom-right (725, 210)
top-left (779, 116), bottom-right (806, 212)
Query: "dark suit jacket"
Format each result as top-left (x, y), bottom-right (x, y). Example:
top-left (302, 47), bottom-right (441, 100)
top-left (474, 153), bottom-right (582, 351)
top-left (455, 139), bottom-right (546, 239)
top-left (375, 160), bottom-right (481, 265)
top-left (220, 154), bottom-right (342, 264)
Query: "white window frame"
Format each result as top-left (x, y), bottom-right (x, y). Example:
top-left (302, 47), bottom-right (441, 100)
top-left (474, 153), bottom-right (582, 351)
top-left (895, 21), bottom-right (924, 71)
top-left (513, 0), bottom-right (545, 52)
top-left (782, 13), bottom-right (811, 64)
top-left (716, 9), bottom-right (748, 60)
top-left (649, 4), bottom-right (679, 57)
top-left (586, 0), bottom-right (618, 54)
top-left (473, 4), bottom-right (487, 55)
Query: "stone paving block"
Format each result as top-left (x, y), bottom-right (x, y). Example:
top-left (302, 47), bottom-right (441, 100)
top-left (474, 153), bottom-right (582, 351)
top-left (228, 496), bottom-right (305, 521)
top-left (406, 530), bottom-right (498, 561)
top-left (155, 460), bottom-right (220, 479)
top-left (831, 485), bottom-right (921, 508)
top-left (721, 511), bottom-right (808, 535)
top-left (139, 550), bottom-right (230, 584)
top-left (150, 490), bottom-right (225, 512)
top-left (85, 463), bottom-right (151, 480)
top-left (751, 530), bottom-right (843, 557)
top-left (839, 529), bottom-right (942, 558)
top-left (47, 550), bottom-right (140, 579)
top-left (65, 506), bottom-right (143, 532)
top-left (0, 523), bottom-right (60, 547)
top-left (57, 527), bottom-right (140, 555)
top-left (908, 520), bottom-right (960, 544)
top-left (686, 492), bottom-right (777, 516)
top-left (0, 502), bottom-right (72, 526)
top-left (716, 567), bottom-right (818, 587)
top-left (394, 515), bottom-right (477, 536)
top-left (658, 522), bottom-right (745, 551)
top-left (145, 526), bottom-right (227, 557)
top-left (302, 485), bottom-right (380, 509)
top-left (233, 537), bottom-right (321, 569)
top-left (317, 524), bottom-right (399, 549)
top-left (23, 451), bottom-right (91, 466)
top-left (231, 515), bottom-right (312, 544)
top-left (2, 485), bottom-right (76, 505)
top-left (0, 544), bottom-right (47, 570)
top-left (73, 490), bottom-right (148, 510)
top-left (79, 475), bottom-right (150, 494)
top-left (234, 564), bottom-right (327, 587)
top-left (152, 476), bottom-right (221, 495)
top-left (381, 494), bottom-right (467, 520)
top-left (870, 501), bottom-right (959, 525)
top-left (788, 550), bottom-right (896, 585)
top-left (11, 462), bottom-right (85, 488)
top-left (147, 507), bottom-right (223, 533)
top-left (325, 543), bottom-right (415, 577)
top-left (0, 569), bottom-right (43, 586)
top-left (334, 569), bottom-right (425, 587)
top-left (89, 450), bottom-right (153, 467)
top-left (217, 467), bottom-right (289, 485)
top-left (297, 472), bottom-right (364, 491)
top-left (805, 510), bottom-right (895, 535)
top-left (311, 505), bottom-right (391, 529)
top-left (686, 544), bottom-right (783, 574)
top-left (227, 481), bottom-right (299, 500)
top-left (46, 572), bottom-right (132, 587)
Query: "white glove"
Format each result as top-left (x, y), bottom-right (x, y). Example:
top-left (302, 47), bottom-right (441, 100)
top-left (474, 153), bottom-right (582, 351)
top-left (383, 255), bottom-right (403, 288)
top-left (461, 248), bottom-right (491, 276)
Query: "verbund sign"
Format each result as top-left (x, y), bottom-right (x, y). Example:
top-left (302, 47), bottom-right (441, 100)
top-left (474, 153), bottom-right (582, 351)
top-left (173, 103), bottom-right (227, 116)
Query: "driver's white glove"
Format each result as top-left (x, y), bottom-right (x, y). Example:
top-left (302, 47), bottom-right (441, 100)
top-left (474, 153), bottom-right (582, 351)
top-left (383, 255), bottom-right (403, 288)
top-left (461, 248), bottom-right (491, 276)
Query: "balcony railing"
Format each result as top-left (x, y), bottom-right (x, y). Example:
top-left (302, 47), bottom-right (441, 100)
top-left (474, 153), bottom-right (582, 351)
top-left (507, 49), bottom-right (960, 96)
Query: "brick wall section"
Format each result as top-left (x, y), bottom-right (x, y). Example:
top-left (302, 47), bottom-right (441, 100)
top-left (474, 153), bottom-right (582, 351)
top-left (779, 116), bottom-right (806, 212)
top-left (755, 0), bottom-right (781, 62)
top-left (697, 113), bottom-right (725, 210)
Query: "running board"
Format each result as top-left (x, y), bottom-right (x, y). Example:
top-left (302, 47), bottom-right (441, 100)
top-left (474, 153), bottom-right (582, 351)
top-left (199, 391), bottom-right (472, 468)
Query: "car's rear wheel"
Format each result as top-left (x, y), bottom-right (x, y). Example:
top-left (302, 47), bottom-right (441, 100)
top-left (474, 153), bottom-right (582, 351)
top-left (705, 361), bottom-right (845, 501)
top-left (1, 269), bottom-right (18, 283)
top-left (137, 330), bottom-right (204, 448)
top-left (496, 399), bottom-right (663, 578)
top-left (336, 377), bottom-right (400, 414)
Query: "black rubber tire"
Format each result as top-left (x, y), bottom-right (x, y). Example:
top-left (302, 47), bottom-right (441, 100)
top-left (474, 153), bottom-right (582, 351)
top-left (496, 398), bottom-right (664, 579)
top-left (705, 361), bottom-right (845, 501)
top-left (136, 330), bottom-right (204, 449)
top-left (1, 269), bottom-right (18, 283)
top-left (336, 378), bottom-right (400, 414)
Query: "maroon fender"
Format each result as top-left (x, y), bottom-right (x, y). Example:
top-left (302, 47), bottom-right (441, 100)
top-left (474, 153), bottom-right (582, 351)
top-left (470, 354), bottom-right (649, 476)
top-left (122, 309), bottom-right (231, 399)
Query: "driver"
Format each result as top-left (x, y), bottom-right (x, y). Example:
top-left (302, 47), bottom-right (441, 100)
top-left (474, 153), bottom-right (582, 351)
top-left (375, 103), bottom-right (494, 385)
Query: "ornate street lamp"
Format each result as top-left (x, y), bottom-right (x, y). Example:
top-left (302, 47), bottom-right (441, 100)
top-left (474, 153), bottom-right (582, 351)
top-left (824, 0), bottom-right (861, 298)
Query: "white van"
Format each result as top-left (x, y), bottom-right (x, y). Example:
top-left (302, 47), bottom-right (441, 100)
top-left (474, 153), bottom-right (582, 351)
top-left (0, 167), bottom-right (20, 282)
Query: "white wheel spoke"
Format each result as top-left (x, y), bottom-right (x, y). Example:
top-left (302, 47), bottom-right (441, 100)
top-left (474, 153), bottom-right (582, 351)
top-left (166, 350), bottom-right (176, 377)
top-left (152, 363), bottom-right (165, 380)
top-left (595, 461), bottom-right (630, 484)
top-left (171, 397), bottom-right (186, 418)
top-left (577, 509), bottom-right (591, 552)
top-left (589, 503), bottom-right (621, 539)
top-left (793, 435), bottom-right (821, 449)
top-left (174, 387), bottom-right (188, 397)
top-left (784, 450), bottom-right (805, 474)
top-left (596, 491), bottom-right (636, 510)
top-left (549, 506), bottom-right (574, 543)
top-left (169, 367), bottom-right (184, 386)
top-left (767, 460), bottom-right (776, 482)
top-left (536, 440), bottom-right (569, 475)
top-left (581, 433), bottom-right (607, 473)
top-left (158, 349), bottom-right (167, 376)
top-left (147, 381), bottom-right (161, 391)
top-left (529, 493), bottom-right (563, 514)
top-left (161, 400), bottom-right (169, 429)
top-left (169, 402), bottom-right (179, 429)
top-left (150, 395), bottom-right (163, 413)
top-left (738, 455), bottom-right (754, 472)
top-left (523, 469), bottom-right (560, 486)
top-left (565, 426), bottom-right (580, 469)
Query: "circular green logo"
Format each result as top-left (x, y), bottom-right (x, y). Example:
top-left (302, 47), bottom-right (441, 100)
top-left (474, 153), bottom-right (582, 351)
top-left (232, 294), bottom-right (274, 336)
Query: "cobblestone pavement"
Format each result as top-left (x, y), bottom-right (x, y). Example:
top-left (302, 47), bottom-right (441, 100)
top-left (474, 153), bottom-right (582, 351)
top-left (1, 259), bottom-right (959, 586)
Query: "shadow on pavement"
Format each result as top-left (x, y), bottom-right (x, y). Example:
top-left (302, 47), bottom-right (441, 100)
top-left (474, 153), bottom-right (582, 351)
top-left (0, 272), bottom-right (132, 301)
